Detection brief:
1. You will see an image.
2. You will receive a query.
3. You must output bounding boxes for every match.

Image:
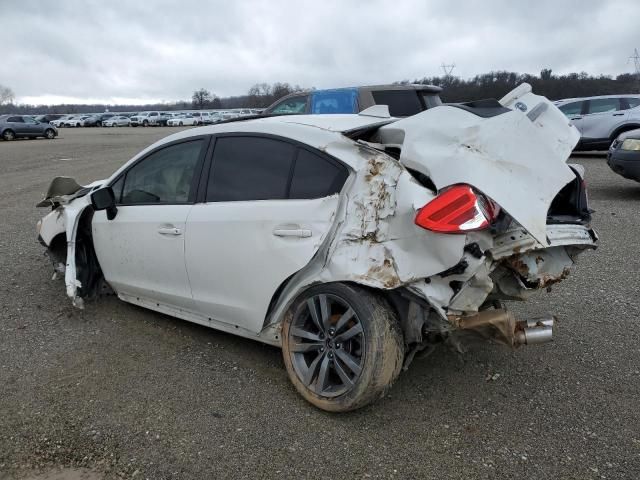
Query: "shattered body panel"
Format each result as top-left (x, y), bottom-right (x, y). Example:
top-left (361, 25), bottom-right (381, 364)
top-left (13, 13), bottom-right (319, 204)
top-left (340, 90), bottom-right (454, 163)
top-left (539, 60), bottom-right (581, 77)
top-left (37, 83), bottom-right (596, 352)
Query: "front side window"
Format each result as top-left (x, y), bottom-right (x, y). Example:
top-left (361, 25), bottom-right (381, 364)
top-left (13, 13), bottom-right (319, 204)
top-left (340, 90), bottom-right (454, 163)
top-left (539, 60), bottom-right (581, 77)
top-left (207, 137), bottom-right (295, 202)
top-left (558, 101), bottom-right (583, 117)
top-left (587, 98), bottom-right (620, 114)
top-left (372, 90), bottom-right (424, 117)
top-left (269, 95), bottom-right (309, 114)
top-left (120, 139), bottom-right (204, 204)
top-left (24, 117), bottom-right (37, 124)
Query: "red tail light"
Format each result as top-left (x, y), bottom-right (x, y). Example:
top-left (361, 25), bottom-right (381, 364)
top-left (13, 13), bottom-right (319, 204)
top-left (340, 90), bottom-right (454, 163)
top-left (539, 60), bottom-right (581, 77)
top-left (415, 184), bottom-right (499, 233)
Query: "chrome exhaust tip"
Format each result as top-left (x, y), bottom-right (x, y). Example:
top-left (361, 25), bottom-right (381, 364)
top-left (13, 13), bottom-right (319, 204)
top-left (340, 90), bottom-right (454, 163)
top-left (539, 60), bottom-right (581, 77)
top-left (515, 316), bottom-right (555, 345)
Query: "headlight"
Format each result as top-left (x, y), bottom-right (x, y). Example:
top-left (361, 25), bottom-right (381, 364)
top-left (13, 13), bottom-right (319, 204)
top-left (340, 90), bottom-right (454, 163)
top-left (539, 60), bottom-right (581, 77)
top-left (621, 139), bottom-right (640, 151)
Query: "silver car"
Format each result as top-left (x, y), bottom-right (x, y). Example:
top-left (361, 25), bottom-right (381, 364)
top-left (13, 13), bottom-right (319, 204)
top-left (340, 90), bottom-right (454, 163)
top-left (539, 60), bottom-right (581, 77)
top-left (555, 95), bottom-right (640, 150)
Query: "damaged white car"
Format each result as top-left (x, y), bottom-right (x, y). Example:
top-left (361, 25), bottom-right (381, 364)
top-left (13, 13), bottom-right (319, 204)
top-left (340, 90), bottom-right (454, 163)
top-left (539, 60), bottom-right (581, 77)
top-left (37, 84), bottom-right (597, 412)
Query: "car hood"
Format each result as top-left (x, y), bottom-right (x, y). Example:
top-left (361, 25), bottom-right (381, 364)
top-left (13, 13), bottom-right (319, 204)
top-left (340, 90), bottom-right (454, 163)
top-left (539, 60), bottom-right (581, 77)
top-left (378, 83), bottom-right (579, 246)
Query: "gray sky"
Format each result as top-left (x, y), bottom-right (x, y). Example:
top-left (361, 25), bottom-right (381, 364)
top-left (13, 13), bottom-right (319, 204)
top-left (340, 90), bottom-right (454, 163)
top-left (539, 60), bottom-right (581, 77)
top-left (2, 0), bottom-right (638, 105)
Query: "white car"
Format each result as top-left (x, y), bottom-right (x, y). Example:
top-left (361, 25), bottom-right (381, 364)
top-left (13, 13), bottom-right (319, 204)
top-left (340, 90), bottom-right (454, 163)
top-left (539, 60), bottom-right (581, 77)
top-left (65, 115), bottom-right (91, 127)
top-left (103, 115), bottom-right (131, 127)
top-left (50, 115), bottom-right (77, 127)
top-left (167, 114), bottom-right (198, 126)
top-left (36, 84), bottom-right (596, 412)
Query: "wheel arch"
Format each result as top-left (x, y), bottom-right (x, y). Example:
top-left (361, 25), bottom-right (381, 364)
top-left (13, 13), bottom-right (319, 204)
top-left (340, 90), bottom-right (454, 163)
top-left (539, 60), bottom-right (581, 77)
top-left (610, 123), bottom-right (640, 141)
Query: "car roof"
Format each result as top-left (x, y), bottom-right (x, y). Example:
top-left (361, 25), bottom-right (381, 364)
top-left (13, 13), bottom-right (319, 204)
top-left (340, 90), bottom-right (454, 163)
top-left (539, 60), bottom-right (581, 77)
top-left (555, 94), bottom-right (640, 104)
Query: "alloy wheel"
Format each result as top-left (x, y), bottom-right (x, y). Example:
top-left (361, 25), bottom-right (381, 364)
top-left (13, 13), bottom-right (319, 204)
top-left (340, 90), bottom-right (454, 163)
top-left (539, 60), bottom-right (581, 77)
top-left (289, 294), bottom-right (365, 397)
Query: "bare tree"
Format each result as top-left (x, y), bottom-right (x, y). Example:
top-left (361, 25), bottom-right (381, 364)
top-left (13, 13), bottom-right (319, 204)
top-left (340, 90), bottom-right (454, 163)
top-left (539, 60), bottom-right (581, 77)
top-left (0, 84), bottom-right (15, 105)
top-left (192, 88), bottom-right (212, 109)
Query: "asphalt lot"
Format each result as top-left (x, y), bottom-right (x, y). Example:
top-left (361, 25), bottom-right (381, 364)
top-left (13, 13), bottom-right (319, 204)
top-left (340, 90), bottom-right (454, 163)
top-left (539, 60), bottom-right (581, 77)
top-left (1, 127), bottom-right (639, 480)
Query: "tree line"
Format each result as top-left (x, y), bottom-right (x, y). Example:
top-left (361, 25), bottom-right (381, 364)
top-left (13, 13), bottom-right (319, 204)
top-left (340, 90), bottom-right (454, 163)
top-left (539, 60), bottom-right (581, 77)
top-left (1, 70), bottom-right (639, 114)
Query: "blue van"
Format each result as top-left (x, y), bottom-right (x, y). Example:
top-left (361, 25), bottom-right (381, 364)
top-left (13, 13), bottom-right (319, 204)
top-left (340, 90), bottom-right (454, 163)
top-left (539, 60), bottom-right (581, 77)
top-left (263, 84), bottom-right (442, 118)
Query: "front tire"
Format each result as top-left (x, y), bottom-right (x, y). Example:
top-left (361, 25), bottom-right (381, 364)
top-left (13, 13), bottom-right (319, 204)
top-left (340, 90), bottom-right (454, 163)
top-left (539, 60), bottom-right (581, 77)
top-left (282, 283), bottom-right (404, 412)
top-left (142, 120), bottom-right (149, 127)
top-left (44, 129), bottom-right (55, 139)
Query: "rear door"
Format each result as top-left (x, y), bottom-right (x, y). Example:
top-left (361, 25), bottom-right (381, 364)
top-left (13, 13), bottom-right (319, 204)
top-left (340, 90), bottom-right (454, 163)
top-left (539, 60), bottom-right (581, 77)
top-left (185, 135), bottom-right (348, 332)
top-left (581, 97), bottom-right (626, 141)
top-left (6, 116), bottom-right (26, 134)
top-left (558, 100), bottom-right (586, 134)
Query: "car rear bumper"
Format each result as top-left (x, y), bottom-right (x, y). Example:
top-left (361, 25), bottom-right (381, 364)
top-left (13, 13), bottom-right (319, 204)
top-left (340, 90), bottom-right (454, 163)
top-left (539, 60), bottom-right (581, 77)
top-left (607, 149), bottom-right (640, 181)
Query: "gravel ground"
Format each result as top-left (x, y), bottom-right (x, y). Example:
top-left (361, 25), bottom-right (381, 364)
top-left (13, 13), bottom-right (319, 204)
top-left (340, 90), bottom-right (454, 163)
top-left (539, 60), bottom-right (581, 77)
top-left (1, 128), bottom-right (639, 480)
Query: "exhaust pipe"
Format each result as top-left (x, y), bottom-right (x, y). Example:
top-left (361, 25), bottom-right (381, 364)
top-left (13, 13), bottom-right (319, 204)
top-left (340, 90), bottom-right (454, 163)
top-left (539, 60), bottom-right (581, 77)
top-left (515, 316), bottom-right (555, 345)
top-left (452, 310), bottom-right (555, 347)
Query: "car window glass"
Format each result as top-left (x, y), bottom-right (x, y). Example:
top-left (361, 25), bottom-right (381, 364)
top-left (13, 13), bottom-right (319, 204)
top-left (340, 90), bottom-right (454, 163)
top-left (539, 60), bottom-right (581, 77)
top-left (207, 137), bottom-right (294, 202)
top-left (111, 175), bottom-right (124, 203)
top-left (625, 97), bottom-right (640, 109)
top-left (558, 101), bottom-right (583, 116)
top-left (290, 149), bottom-right (347, 199)
top-left (24, 117), bottom-right (36, 124)
top-left (587, 98), bottom-right (619, 114)
top-left (371, 90), bottom-right (424, 117)
top-left (121, 139), bottom-right (203, 205)
top-left (7, 116), bottom-right (23, 123)
top-left (270, 96), bottom-right (308, 114)
top-left (311, 89), bottom-right (358, 114)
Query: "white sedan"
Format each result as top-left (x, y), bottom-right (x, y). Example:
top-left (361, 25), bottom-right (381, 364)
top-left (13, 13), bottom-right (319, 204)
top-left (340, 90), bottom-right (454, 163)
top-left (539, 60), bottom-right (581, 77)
top-left (36, 85), bottom-right (596, 411)
top-left (167, 114), bottom-right (198, 126)
top-left (103, 115), bottom-right (131, 127)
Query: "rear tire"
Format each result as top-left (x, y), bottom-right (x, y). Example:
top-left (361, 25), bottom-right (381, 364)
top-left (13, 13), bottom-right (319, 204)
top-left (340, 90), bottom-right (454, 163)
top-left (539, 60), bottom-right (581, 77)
top-left (282, 283), bottom-right (404, 412)
top-left (2, 129), bottom-right (15, 141)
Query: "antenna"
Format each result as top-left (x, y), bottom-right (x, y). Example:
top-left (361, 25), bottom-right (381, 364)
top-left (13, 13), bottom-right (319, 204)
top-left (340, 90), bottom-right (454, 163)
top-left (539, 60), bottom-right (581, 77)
top-left (441, 62), bottom-right (456, 77)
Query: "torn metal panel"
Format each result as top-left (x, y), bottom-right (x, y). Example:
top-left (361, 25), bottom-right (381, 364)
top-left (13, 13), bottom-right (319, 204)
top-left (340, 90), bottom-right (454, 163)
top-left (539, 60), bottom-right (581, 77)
top-left (377, 83), bottom-right (579, 246)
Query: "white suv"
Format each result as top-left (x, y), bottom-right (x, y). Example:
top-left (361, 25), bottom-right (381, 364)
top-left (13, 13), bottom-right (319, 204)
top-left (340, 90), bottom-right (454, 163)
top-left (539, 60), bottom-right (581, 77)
top-left (555, 95), bottom-right (640, 150)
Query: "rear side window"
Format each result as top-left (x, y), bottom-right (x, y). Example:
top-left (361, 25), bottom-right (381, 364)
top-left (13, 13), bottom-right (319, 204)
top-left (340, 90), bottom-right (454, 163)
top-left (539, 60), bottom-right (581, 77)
top-left (587, 98), bottom-right (620, 114)
top-left (311, 89), bottom-right (358, 114)
top-left (7, 116), bottom-right (23, 123)
top-left (624, 97), bottom-right (640, 109)
top-left (558, 101), bottom-right (583, 116)
top-left (371, 90), bottom-right (424, 117)
top-left (207, 137), bottom-right (295, 202)
top-left (290, 149), bottom-right (348, 199)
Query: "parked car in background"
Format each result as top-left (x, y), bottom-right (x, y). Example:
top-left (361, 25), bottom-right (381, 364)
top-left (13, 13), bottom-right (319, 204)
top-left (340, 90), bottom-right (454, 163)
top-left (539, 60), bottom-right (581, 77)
top-left (189, 112), bottom-right (212, 125)
top-left (51, 115), bottom-right (76, 127)
top-left (34, 114), bottom-right (64, 124)
top-left (263, 84), bottom-right (442, 117)
top-left (103, 115), bottom-right (131, 127)
top-left (608, 128), bottom-right (640, 181)
top-left (36, 84), bottom-right (596, 411)
top-left (555, 95), bottom-right (640, 150)
top-left (166, 114), bottom-right (198, 126)
top-left (130, 111), bottom-right (164, 127)
top-left (0, 115), bottom-right (58, 140)
top-left (65, 116), bottom-right (91, 127)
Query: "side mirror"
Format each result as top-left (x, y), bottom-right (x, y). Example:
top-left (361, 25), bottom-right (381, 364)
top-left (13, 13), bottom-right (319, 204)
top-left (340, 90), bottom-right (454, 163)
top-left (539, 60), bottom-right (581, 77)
top-left (90, 186), bottom-right (118, 220)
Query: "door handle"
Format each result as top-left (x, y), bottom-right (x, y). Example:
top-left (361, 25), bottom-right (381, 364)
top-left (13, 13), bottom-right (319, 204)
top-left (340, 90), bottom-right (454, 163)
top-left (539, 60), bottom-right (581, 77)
top-left (570, 116), bottom-right (582, 120)
top-left (613, 113), bottom-right (625, 116)
top-left (158, 226), bottom-right (182, 236)
top-left (273, 227), bottom-right (312, 238)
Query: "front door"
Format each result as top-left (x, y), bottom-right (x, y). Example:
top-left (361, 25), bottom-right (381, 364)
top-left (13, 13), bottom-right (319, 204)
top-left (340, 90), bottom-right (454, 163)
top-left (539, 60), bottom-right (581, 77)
top-left (92, 138), bottom-right (208, 309)
top-left (185, 135), bottom-right (348, 332)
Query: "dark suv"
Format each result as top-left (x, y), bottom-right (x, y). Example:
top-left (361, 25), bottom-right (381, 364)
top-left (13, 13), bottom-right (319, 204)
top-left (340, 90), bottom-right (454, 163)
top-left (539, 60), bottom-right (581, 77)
top-left (263, 84), bottom-right (442, 117)
top-left (0, 115), bottom-right (58, 141)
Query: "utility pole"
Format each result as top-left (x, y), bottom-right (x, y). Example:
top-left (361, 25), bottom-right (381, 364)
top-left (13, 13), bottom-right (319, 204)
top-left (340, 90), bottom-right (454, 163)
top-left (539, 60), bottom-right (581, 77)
top-left (441, 62), bottom-right (456, 78)
top-left (629, 48), bottom-right (640, 92)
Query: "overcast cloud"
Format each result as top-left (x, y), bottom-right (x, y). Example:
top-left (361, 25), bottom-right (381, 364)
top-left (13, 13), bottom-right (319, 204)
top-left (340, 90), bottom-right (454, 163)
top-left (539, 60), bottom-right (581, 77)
top-left (1, 0), bottom-right (638, 105)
